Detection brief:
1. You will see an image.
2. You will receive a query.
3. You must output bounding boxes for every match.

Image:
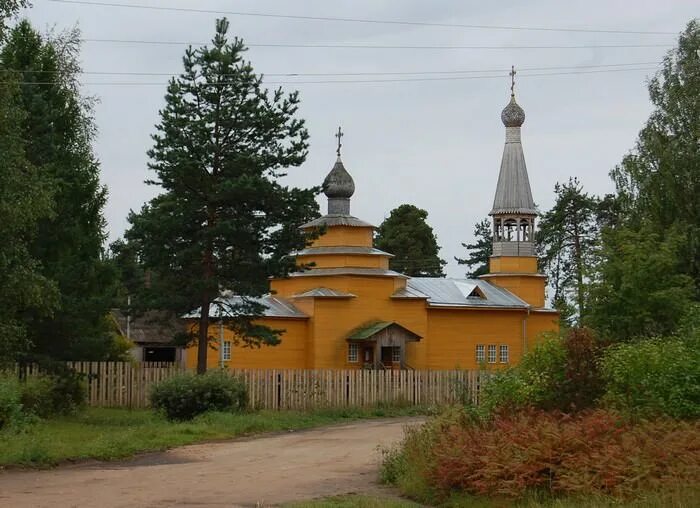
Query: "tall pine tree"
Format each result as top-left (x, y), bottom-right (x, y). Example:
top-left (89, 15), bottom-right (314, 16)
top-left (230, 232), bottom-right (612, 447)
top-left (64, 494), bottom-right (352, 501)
top-left (375, 204), bottom-right (446, 277)
top-left (537, 178), bottom-right (599, 326)
top-left (1, 21), bottom-right (117, 360)
top-left (456, 219), bottom-right (492, 277)
top-left (126, 19), bottom-right (319, 373)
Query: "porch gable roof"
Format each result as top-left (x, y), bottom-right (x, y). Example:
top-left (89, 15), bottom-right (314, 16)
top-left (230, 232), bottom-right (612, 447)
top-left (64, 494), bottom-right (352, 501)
top-left (346, 321), bottom-right (422, 341)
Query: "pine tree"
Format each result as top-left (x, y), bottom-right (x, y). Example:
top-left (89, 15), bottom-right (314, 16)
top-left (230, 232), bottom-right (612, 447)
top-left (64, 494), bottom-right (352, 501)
top-left (456, 219), bottom-right (492, 277)
top-left (375, 204), bottom-right (446, 277)
top-left (537, 178), bottom-right (599, 326)
top-left (1, 21), bottom-right (117, 361)
top-left (126, 19), bottom-right (319, 373)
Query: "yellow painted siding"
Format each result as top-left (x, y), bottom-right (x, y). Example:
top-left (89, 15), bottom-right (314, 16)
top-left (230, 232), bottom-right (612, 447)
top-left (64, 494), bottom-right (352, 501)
top-left (425, 308), bottom-right (527, 369)
top-left (310, 226), bottom-right (373, 247)
top-left (184, 318), bottom-right (309, 370)
top-left (296, 253), bottom-right (389, 269)
top-left (481, 274), bottom-right (546, 307)
top-left (489, 256), bottom-right (538, 273)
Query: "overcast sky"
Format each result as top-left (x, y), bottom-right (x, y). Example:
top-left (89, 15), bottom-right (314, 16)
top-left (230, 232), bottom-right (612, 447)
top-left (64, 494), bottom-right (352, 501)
top-left (26, 0), bottom-right (698, 277)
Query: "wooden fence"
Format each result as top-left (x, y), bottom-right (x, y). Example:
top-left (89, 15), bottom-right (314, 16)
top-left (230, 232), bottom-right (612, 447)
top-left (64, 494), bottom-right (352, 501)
top-left (16, 362), bottom-right (490, 410)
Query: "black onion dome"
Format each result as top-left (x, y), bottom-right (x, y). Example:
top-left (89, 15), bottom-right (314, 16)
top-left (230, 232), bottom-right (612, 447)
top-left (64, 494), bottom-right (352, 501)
top-left (501, 96), bottom-right (525, 127)
top-left (322, 157), bottom-right (355, 199)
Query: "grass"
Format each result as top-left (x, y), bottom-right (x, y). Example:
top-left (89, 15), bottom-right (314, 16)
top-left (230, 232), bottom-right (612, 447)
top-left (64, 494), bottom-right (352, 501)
top-left (0, 405), bottom-right (426, 468)
top-left (285, 490), bottom-right (700, 508)
top-left (285, 494), bottom-right (421, 508)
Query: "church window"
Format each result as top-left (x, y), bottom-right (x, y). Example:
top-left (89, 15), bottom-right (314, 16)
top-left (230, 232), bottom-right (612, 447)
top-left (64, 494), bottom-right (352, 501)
top-left (499, 345), bottom-right (509, 363)
top-left (348, 343), bottom-right (359, 363)
top-left (476, 344), bottom-right (485, 363)
top-left (392, 347), bottom-right (401, 363)
top-left (488, 345), bottom-right (497, 363)
top-left (222, 341), bottom-right (231, 361)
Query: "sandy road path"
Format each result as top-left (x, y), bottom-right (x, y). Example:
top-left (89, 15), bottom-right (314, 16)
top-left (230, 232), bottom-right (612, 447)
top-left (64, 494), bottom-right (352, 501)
top-left (0, 417), bottom-right (423, 508)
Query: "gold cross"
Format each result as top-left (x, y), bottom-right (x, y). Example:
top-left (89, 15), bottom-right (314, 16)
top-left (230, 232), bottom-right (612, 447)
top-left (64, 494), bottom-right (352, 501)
top-left (335, 126), bottom-right (344, 156)
top-left (510, 65), bottom-right (516, 97)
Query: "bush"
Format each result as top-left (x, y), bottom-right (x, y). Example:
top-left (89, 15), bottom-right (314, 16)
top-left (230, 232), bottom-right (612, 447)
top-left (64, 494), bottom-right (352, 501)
top-left (600, 336), bottom-right (700, 419)
top-left (150, 370), bottom-right (248, 421)
top-left (384, 408), bottom-right (700, 502)
top-left (19, 370), bottom-right (86, 418)
top-left (0, 374), bottom-right (25, 431)
top-left (481, 328), bottom-right (604, 413)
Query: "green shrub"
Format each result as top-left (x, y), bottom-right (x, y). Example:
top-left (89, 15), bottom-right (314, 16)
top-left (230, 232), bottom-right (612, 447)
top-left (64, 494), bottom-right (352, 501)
top-left (19, 370), bottom-right (85, 418)
top-left (150, 370), bottom-right (248, 421)
top-left (0, 374), bottom-right (28, 431)
top-left (19, 376), bottom-right (54, 418)
top-left (481, 328), bottom-right (604, 413)
top-left (600, 336), bottom-right (700, 418)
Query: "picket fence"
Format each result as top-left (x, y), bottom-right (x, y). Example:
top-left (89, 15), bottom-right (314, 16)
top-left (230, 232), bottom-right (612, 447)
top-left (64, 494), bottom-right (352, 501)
top-left (17, 362), bottom-right (490, 410)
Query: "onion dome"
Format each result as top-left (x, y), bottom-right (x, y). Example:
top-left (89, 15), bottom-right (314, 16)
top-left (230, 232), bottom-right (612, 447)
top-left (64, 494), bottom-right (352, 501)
top-left (501, 95), bottom-right (525, 127)
top-left (322, 157), bottom-right (355, 200)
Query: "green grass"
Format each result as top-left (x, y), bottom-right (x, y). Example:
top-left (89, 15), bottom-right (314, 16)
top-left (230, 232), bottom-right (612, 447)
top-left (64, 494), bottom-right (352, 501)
top-left (0, 405), bottom-right (425, 468)
top-left (285, 494), bottom-right (421, 508)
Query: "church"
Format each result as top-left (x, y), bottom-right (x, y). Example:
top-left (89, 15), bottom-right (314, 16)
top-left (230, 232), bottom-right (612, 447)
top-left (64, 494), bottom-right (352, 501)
top-left (184, 87), bottom-right (559, 370)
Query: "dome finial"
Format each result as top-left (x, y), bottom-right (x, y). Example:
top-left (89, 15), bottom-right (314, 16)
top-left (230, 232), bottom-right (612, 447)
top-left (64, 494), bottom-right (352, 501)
top-left (501, 68), bottom-right (525, 128)
top-left (509, 65), bottom-right (516, 98)
top-left (335, 126), bottom-right (343, 157)
top-left (323, 127), bottom-right (355, 214)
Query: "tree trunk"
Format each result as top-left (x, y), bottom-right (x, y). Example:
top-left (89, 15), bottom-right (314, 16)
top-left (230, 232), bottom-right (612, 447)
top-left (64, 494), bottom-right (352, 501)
top-left (197, 295), bottom-right (210, 374)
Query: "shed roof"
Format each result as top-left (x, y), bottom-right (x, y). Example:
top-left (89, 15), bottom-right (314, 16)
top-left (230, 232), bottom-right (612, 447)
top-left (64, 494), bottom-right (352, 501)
top-left (346, 321), bottom-right (422, 341)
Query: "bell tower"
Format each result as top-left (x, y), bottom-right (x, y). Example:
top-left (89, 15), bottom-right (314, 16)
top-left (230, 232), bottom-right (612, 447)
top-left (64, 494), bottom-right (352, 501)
top-left (480, 68), bottom-right (546, 308)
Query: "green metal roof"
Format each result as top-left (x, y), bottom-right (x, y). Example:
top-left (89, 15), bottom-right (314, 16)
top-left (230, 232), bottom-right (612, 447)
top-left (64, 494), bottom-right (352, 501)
top-left (346, 321), bottom-right (422, 341)
top-left (347, 321), bottom-right (395, 341)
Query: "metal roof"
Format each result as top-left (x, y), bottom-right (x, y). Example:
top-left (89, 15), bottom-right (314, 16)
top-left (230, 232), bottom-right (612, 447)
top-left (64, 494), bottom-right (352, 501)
top-left (346, 321), bottom-right (421, 341)
top-left (406, 278), bottom-right (529, 308)
top-left (289, 267), bottom-right (407, 279)
top-left (292, 287), bottom-right (356, 299)
top-left (490, 96), bottom-right (537, 216)
top-left (292, 246), bottom-right (393, 257)
top-left (184, 294), bottom-right (308, 319)
top-left (299, 214), bottom-right (375, 230)
top-left (391, 286), bottom-right (430, 299)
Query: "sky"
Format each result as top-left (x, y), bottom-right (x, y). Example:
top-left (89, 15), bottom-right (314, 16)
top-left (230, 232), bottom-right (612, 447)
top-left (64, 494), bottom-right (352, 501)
top-left (25, 0), bottom-right (698, 277)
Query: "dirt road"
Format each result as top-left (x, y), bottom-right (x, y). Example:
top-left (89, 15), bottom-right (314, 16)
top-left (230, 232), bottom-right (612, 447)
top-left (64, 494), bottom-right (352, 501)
top-left (0, 417), bottom-right (422, 507)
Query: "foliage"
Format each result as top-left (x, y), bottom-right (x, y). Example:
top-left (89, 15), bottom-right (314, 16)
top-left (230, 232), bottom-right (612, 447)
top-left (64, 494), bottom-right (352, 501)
top-left (0, 405), bottom-right (427, 467)
top-left (0, 0), bottom-right (26, 39)
top-left (587, 226), bottom-right (695, 340)
top-left (600, 336), bottom-right (700, 419)
top-left (375, 204), bottom-right (446, 277)
top-left (456, 218), bottom-right (492, 278)
top-left (150, 370), bottom-right (248, 421)
top-left (286, 495), bottom-right (421, 508)
top-left (481, 328), bottom-right (604, 413)
top-left (537, 178), bottom-right (600, 326)
top-left (126, 18), bottom-right (319, 373)
top-left (0, 72), bottom-right (57, 365)
top-left (383, 408), bottom-right (700, 502)
top-left (609, 20), bottom-right (700, 292)
top-left (0, 374), bottom-right (27, 431)
top-left (1, 21), bottom-right (117, 361)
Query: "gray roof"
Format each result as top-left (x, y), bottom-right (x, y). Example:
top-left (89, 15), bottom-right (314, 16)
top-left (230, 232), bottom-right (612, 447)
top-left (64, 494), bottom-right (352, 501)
top-left (293, 287), bottom-right (356, 298)
top-left (405, 278), bottom-right (529, 309)
top-left (490, 95), bottom-right (537, 216)
top-left (293, 246), bottom-right (392, 257)
top-left (391, 286), bottom-right (430, 299)
top-left (289, 267), bottom-right (407, 279)
top-left (300, 214), bottom-right (375, 229)
top-left (111, 309), bottom-right (183, 345)
top-left (183, 294), bottom-right (308, 319)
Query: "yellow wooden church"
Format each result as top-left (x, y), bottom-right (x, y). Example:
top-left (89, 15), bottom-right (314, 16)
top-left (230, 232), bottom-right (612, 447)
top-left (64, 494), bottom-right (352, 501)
top-left (184, 90), bottom-right (558, 370)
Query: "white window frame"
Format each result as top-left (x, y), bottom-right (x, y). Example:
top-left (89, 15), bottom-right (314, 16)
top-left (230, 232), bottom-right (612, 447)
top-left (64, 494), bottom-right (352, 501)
top-left (499, 344), bottom-right (509, 364)
top-left (222, 341), bottom-right (231, 361)
top-left (487, 344), bottom-right (497, 364)
top-left (392, 347), bottom-right (401, 363)
top-left (348, 343), bottom-right (359, 363)
top-left (476, 344), bottom-right (485, 363)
